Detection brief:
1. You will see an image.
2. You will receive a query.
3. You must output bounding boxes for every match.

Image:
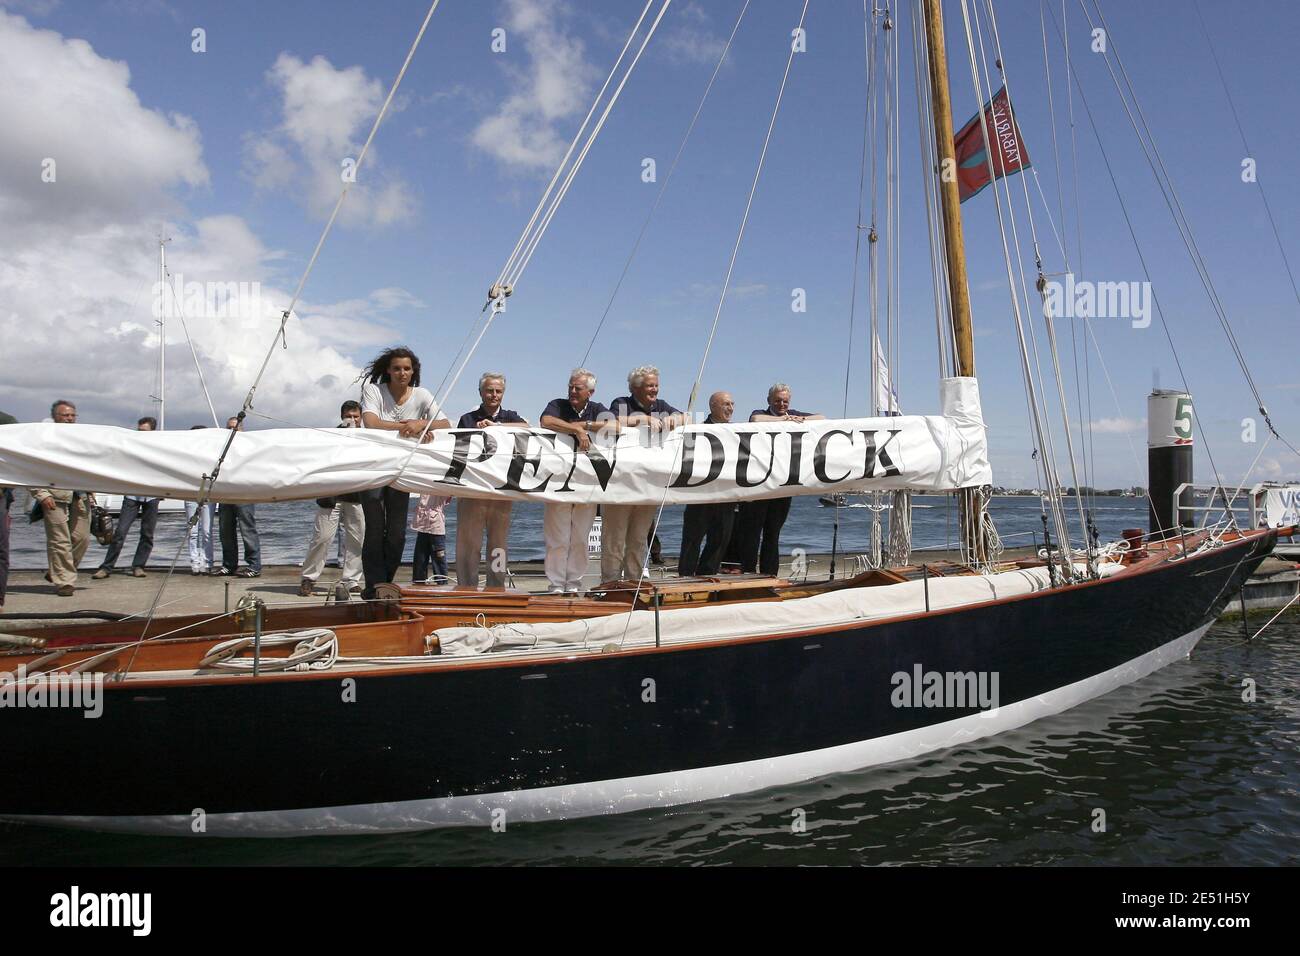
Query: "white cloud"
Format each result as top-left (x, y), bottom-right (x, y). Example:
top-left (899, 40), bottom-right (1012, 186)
top-left (0, 10), bottom-right (208, 237)
top-left (1090, 417), bottom-right (1144, 434)
top-left (1259, 456), bottom-right (1284, 479)
top-left (243, 52), bottom-right (416, 227)
top-left (472, 0), bottom-right (599, 172)
top-left (0, 15), bottom-right (414, 429)
top-left (657, 2), bottom-right (728, 67)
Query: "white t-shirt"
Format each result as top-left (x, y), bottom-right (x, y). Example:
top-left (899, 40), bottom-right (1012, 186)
top-left (360, 381), bottom-right (440, 425)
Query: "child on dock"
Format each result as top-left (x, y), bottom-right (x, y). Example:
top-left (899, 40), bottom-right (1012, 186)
top-left (412, 494), bottom-right (450, 585)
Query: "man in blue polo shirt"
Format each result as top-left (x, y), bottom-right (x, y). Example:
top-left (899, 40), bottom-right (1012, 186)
top-left (738, 383), bottom-right (824, 576)
top-left (603, 365), bottom-right (687, 582)
top-left (539, 368), bottom-right (616, 595)
top-left (455, 372), bottom-right (528, 589)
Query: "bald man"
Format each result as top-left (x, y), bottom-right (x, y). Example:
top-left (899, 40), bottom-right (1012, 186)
top-left (677, 391), bottom-right (737, 577)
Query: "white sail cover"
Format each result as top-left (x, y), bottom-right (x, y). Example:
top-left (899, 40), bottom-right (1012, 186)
top-left (435, 560), bottom-right (1125, 656)
top-left (0, 378), bottom-right (990, 506)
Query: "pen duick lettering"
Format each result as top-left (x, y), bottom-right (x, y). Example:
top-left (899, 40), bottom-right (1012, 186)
top-left (414, 421), bottom-right (929, 502)
top-left (50, 886), bottom-right (151, 936)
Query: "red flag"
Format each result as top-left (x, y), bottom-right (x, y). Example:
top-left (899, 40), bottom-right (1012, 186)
top-left (953, 86), bottom-right (1031, 203)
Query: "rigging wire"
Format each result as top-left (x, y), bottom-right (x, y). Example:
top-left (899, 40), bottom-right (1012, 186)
top-left (956, 0), bottom-right (1073, 576)
top-left (580, 0), bottom-right (752, 368)
top-left (495, 0), bottom-right (660, 295)
top-left (686, 0), bottom-right (812, 414)
top-left (426, 0), bottom-right (674, 435)
top-left (1040, 1), bottom-right (1221, 535)
top-left (119, 0), bottom-right (446, 673)
top-left (1081, 0), bottom-right (1299, 463)
top-left (165, 269), bottom-right (221, 427)
top-left (974, 0), bottom-right (1094, 574)
top-left (909, 0), bottom-right (954, 380)
top-left (1192, 0), bottom-right (1300, 313)
top-left (499, 1), bottom-right (675, 296)
top-left (832, 0), bottom-right (877, 579)
top-left (620, 0), bottom-right (812, 648)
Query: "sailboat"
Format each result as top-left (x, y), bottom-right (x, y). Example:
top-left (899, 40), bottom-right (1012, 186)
top-left (0, 0), bottom-right (1283, 836)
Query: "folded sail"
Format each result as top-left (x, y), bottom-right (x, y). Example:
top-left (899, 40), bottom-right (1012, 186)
top-left (0, 378), bottom-right (990, 506)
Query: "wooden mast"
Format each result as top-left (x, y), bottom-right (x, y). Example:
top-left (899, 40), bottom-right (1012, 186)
top-left (921, 0), bottom-right (986, 561)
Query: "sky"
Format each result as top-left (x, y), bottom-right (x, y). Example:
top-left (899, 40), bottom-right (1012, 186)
top-left (1, 0), bottom-right (1298, 490)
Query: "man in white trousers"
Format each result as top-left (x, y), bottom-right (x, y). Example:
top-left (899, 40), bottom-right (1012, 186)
top-left (602, 365), bottom-right (686, 582)
top-left (298, 401), bottom-right (365, 596)
top-left (455, 373), bottom-right (529, 589)
top-left (539, 369), bottom-right (616, 595)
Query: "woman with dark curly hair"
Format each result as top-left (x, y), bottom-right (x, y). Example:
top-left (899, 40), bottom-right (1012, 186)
top-left (358, 346), bottom-right (449, 598)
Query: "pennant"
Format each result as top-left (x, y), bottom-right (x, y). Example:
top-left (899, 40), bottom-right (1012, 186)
top-left (954, 86), bottom-right (1031, 203)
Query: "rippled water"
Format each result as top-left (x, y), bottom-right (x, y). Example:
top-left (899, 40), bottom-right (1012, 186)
top-left (4, 615), bottom-right (1296, 866)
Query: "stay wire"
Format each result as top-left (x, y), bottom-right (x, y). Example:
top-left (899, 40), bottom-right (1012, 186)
top-left (118, 0), bottom-right (445, 670)
top-left (1042, 2), bottom-right (1221, 533)
top-left (1084, 0), bottom-right (1297, 461)
top-left (686, 0), bottom-right (810, 415)
top-left (580, 0), bottom-right (751, 368)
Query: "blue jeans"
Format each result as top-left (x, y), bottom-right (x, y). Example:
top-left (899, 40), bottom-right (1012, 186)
top-left (99, 497), bottom-right (159, 570)
top-left (413, 532), bottom-right (447, 583)
top-left (219, 503), bottom-right (260, 573)
top-left (185, 500), bottom-right (215, 571)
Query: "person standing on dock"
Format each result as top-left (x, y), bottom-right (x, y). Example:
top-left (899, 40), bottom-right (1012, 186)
top-left (298, 401), bottom-right (366, 596)
top-left (540, 369), bottom-right (614, 595)
top-left (455, 373), bottom-right (528, 589)
top-left (184, 425), bottom-right (215, 575)
top-left (738, 385), bottom-right (824, 576)
top-left (93, 416), bottom-right (161, 580)
top-left (412, 494), bottom-right (450, 584)
top-left (359, 346), bottom-right (448, 599)
top-left (0, 408), bottom-right (16, 609)
top-left (678, 391), bottom-right (737, 576)
top-left (29, 400), bottom-right (90, 597)
top-left (603, 366), bottom-right (686, 582)
top-left (217, 416), bottom-right (262, 578)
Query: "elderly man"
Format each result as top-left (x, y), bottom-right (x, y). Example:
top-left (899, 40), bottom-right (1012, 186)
top-left (738, 384), bottom-right (825, 576)
top-left (298, 401), bottom-right (366, 596)
top-left (217, 416), bottom-right (262, 577)
top-left (456, 373), bottom-right (528, 589)
top-left (678, 391), bottom-right (737, 577)
top-left (29, 400), bottom-right (90, 596)
top-left (93, 416), bottom-right (161, 580)
top-left (602, 365), bottom-right (686, 583)
top-left (539, 368), bottom-right (615, 595)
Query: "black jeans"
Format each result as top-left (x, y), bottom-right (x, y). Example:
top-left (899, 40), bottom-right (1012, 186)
top-left (678, 502), bottom-right (736, 576)
top-left (0, 489), bottom-right (11, 605)
top-left (99, 497), bottom-right (159, 570)
top-left (219, 503), bottom-right (261, 573)
top-left (413, 532), bottom-right (447, 583)
top-left (361, 486), bottom-right (410, 596)
top-left (737, 496), bottom-right (792, 576)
